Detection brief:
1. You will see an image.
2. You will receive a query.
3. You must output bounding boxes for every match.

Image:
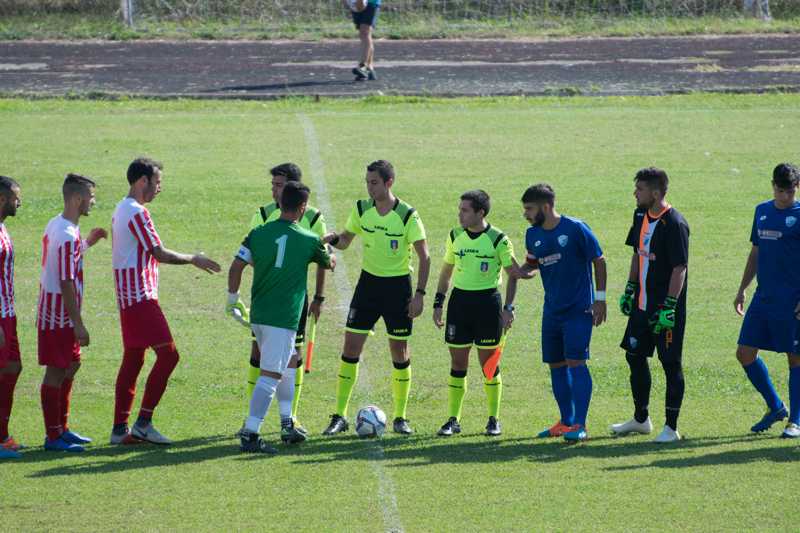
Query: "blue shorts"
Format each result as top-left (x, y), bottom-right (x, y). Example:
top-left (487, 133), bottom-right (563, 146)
top-left (541, 309), bottom-right (593, 363)
top-left (352, 4), bottom-right (379, 28)
top-left (738, 300), bottom-right (800, 354)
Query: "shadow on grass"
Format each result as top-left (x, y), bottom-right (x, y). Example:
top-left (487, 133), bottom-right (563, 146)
top-left (285, 432), bottom-right (799, 469)
top-left (24, 431), bottom-right (799, 477)
top-left (25, 434), bottom-right (234, 478)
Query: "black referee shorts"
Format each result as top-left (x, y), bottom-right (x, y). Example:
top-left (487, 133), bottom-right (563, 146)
top-left (346, 270), bottom-right (412, 339)
top-left (445, 287), bottom-right (503, 349)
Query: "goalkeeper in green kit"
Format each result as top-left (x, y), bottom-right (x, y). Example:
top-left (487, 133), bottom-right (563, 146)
top-left (227, 182), bottom-right (334, 454)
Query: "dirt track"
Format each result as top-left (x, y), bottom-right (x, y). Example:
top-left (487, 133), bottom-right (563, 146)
top-left (1, 35), bottom-right (799, 98)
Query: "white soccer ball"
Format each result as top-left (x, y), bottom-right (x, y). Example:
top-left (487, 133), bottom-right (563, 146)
top-left (356, 405), bottom-right (387, 438)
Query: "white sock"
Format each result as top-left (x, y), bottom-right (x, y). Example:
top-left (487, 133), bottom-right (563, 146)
top-left (245, 375), bottom-right (279, 433)
top-left (276, 366), bottom-right (296, 422)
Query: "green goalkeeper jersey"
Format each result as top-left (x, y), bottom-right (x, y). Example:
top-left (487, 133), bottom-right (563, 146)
top-left (237, 218), bottom-right (331, 330)
top-left (444, 224), bottom-right (515, 291)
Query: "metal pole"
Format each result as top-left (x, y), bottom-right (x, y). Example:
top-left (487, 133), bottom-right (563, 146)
top-left (121, 0), bottom-right (134, 27)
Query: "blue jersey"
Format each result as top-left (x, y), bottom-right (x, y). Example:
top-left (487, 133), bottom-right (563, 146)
top-left (750, 200), bottom-right (800, 311)
top-left (525, 216), bottom-right (603, 317)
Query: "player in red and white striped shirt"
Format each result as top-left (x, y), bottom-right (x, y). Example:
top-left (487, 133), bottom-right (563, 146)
top-left (0, 176), bottom-right (23, 459)
top-left (111, 158), bottom-right (221, 446)
top-left (38, 174), bottom-right (107, 453)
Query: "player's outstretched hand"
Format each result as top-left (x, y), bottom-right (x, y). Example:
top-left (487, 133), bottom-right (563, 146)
top-left (433, 307), bottom-right (444, 328)
top-left (513, 264), bottom-right (536, 280)
top-left (75, 323), bottom-right (90, 347)
top-left (328, 254), bottom-right (337, 272)
top-left (322, 232), bottom-right (337, 245)
top-left (734, 290), bottom-right (746, 317)
top-left (192, 253), bottom-right (221, 274)
top-left (86, 227), bottom-right (108, 247)
top-left (407, 293), bottom-right (424, 319)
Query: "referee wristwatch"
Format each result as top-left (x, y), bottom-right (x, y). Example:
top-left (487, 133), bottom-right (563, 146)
top-left (503, 304), bottom-right (515, 312)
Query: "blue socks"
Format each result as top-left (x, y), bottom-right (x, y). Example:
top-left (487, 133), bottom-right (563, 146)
top-left (549, 366), bottom-right (574, 426)
top-left (743, 357), bottom-right (783, 412)
top-left (790, 366), bottom-right (800, 425)
top-left (569, 364), bottom-right (593, 428)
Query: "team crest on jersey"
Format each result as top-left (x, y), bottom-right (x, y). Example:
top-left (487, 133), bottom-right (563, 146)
top-left (480, 261), bottom-right (489, 272)
top-left (786, 216), bottom-right (797, 228)
top-left (557, 235), bottom-right (568, 247)
top-left (760, 215), bottom-right (767, 221)
top-left (390, 239), bottom-right (399, 251)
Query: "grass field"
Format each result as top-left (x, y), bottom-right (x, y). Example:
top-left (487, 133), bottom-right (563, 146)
top-left (1, 13), bottom-right (799, 40)
top-left (1, 94), bottom-right (799, 531)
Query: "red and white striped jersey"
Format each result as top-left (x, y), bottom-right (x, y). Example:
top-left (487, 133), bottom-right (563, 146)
top-left (37, 215), bottom-right (83, 330)
top-left (112, 197), bottom-right (162, 310)
top-left (0, 224), bottom-right (15, 318)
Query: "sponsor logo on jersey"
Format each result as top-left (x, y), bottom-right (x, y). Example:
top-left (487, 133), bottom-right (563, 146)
top-left (786, 216), bottom-right (797, 228)
top-left (558, 235), bottom-right (569, 247)
top-left (539, 253), bottom-right (562, 266)
top-left (758, 229), bottom-right (783, 240)
top-left (480, 261), bottom-right (489, 272)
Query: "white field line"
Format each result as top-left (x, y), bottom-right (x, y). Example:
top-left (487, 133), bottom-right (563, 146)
top-left (299, 113), bottom-right (404, 533)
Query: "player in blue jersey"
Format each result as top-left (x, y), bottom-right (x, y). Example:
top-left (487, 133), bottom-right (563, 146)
top-left (518, 184), bottom-right (607, 442)
top-left (734, 163), bottom-right (800, 438)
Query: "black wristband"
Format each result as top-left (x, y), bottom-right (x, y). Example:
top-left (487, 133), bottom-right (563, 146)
top-left (329, 234), bottom-right (341, 246)
top-left (433, 292), bottom-right (446, 308)
top-left (416, 288), bottom-right (426, 296)
top-left (313, 295), bottom-right (325, 303)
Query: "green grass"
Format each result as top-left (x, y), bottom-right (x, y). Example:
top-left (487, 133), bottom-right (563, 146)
top-left (1, 93), bottom-right (799, 531)
top-left (1, 13), bottom-right (799, 40)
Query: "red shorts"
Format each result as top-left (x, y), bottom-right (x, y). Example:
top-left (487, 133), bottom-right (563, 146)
top-left (120, 299), bottom-right (174, 350)
top-left (0, 316), bottom-right (20, 367)
top-left (38, 326), bottom-right (81, 369)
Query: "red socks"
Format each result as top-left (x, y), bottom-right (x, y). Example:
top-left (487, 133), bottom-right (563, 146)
top-left (61, 378), bottom-right (73, 432)
top-left (139, 343), bottom-right (179, 419)
top-left (40, 384), bottom-right (62, 441)
top-left (0, 371), bottom-right (20, 441)
top-left (114, 347), bottom-right (146, 425)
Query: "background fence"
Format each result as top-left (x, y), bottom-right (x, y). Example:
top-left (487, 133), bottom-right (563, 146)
top-left (3, 0), bottom-right (797, 22)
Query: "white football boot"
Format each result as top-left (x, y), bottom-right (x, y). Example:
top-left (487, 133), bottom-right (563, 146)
top-left (132, 423), bottom-right (173, 445)
top-left (610, 417), bottom-right (653, 436)
top-left (781, 423), bottom-right (800, 439)
top-left (653, 425), bottom-right (681, 443)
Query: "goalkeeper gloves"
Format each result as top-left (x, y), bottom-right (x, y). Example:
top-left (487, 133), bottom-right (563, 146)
top-left (226, 292), bottom-right (250, 328)
top-left (619, 281), bottom-right (638, 316)
top-left (649, 296), bottom-right (677, 335)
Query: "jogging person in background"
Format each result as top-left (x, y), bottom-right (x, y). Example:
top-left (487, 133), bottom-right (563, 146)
top-left (347, 0), bottom-right (380, 81)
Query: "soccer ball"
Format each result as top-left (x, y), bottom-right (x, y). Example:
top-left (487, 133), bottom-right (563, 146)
top-left (356, 405), bottom-right (387, 438)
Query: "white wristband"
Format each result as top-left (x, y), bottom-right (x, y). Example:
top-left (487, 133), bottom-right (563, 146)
top-left (594, 291), bottom-right (606, 301)
top-left (227, 291), bottom-right (240, 305)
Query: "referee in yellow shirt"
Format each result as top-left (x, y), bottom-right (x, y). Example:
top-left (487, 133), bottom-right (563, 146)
top-left (433, 190), bottom-right (519, 437)
top-left (322, 160), bottom-right (430, 435)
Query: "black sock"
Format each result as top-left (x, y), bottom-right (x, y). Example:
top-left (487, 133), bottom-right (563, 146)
top-left (113, 423), bottom-right (128, 436)
top-left (626, 352), bottom-right (651, 423)
top-left (661, 359), bottom-right (685, 431)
